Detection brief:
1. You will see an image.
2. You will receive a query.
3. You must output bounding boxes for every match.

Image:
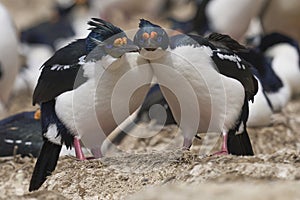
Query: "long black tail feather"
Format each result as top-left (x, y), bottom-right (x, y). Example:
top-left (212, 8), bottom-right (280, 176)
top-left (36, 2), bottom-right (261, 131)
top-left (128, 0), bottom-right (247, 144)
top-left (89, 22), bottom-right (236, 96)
top-left (29, 141), bottom-right (62, 191)
top-left (227, 95), bottom-right (254, 156)
top-left (227, 128), bottom-right (254, 156)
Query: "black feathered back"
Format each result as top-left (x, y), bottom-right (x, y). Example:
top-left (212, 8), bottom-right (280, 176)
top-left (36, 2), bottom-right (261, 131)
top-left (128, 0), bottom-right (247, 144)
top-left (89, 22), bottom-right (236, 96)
top-left (207, 33), bottom-right (249, 53)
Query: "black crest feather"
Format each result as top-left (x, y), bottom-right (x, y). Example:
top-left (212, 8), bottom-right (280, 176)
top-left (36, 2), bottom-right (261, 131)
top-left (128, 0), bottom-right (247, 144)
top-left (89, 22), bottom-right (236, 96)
top-left (87, 18), bottom-right (123, 36)
top-left (139, 19), bottom-right (161, 28)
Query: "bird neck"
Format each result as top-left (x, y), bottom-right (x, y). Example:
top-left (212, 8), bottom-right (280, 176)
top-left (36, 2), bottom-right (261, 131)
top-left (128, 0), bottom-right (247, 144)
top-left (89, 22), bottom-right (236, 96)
top-left (139, 48), bottom-right (168, 61)
top-left (101, 54), bottom-right (126, 71)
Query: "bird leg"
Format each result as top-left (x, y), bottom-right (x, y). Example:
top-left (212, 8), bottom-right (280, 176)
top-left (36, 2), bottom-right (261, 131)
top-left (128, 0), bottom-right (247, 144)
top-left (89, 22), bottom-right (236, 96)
top-left (212, 132), bottom-right (228, 155)
top-left (183, 137), bottom-right (193, 150)
top-left (91, 147), bottom-right (103, 159)
top-left (73, 137), bottom-right (86, 160)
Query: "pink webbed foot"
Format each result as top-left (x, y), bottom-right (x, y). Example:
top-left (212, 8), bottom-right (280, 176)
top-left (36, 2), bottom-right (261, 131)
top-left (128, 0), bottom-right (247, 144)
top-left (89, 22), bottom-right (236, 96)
top-left (73, 139), bottom-right (103, 160)
top-left (212, 132), bottom-right (229, 156)
top-left (73, 137), bottom-right (86, 160)
top-left (212, 149), bottom-right (228, 156)
top-left (86, 147), bottom-right (103, 160)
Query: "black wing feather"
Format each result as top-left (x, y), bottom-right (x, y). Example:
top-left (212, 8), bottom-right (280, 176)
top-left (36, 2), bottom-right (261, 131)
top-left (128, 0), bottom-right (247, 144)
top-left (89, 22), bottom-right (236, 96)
top-left (43, 39), bottom-right (86, 68)
top-left (207, 33), bottom-right (249, 53)
top-left (33, 39), bottom-right (88, 105)
top-left (211, 51), bottom-right (258, 101)
top-left (171, 33), bottom-right (258, 100)
top-left (170, 34), bottom-right (213, 49)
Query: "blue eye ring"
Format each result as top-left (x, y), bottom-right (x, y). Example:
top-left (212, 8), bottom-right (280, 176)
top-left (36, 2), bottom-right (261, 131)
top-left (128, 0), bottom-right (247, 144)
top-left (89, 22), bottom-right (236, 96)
top-left (106, 44), bottom-right (113, 49)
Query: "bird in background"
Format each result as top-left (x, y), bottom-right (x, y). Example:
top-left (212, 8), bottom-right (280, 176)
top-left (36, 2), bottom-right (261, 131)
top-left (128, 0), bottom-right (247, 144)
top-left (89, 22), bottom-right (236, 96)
top-left (0, 110), bottom-right (87, 158)
top-left (94, 0), bottom-right (188, 24)
top-left (13, 44), bottom-right (53, 95)
top-left (20, 0), bottom-right (88, 50)
top-left (0, 111), bottom-right (42, 157)
top-left (169, 0), bottom-right (266, 41)
top-left (15, 0), bottom-right (92, 95)
top-left (238, 47), bottom-right (290, 127)
top-left (29, 18), bottom-right (153, 191)
top-left (0, 3), bottom-right (20, 118)
top-left (256, 32), bottom-right (300, 98)
top-left (242, 32), bottom-right (300, 127)
top-left (133, 19), bottom-right (257, 156)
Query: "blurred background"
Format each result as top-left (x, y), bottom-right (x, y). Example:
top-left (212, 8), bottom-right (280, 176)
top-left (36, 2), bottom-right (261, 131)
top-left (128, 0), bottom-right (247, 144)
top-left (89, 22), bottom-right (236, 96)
top-left (1, 0), bottom-right (300, 120)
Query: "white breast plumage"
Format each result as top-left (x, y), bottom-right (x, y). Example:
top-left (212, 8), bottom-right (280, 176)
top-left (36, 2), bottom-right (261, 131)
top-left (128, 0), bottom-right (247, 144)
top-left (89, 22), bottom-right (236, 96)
top-left (150, 45), bottom-right (245, 139)
top-left (55, 52), bottom-right (153, 155)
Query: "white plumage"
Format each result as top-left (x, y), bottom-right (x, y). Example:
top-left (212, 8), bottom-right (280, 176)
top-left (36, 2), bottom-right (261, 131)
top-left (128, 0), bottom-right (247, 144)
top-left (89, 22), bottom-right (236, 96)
top-left (265, 43), bottom-right (300, 97)
top-left (54, 52), bottom-right (153, 157)
top-left (14, 44), bottom-right (53, 94)
top-left (0, 3), bottom-right (19, 118)
top-left (247, 77), bottom-right (273, 127)
top-left (144, 45), bottom-right (245, 151)
top-left (206, 0), bottom-right (265, 40)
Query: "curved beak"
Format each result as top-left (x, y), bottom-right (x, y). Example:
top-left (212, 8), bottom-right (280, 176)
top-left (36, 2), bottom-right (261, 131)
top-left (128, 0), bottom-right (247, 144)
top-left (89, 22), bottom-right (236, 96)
top-left (110, 44), bottom-right (140, 58)
top-left (121, 44), bottom-right (140, 53)
top-left (144, 39), bottom-right (160, 51)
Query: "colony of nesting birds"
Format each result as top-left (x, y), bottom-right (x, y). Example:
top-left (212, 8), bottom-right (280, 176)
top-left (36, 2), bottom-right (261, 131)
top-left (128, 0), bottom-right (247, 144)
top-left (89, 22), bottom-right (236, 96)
top-left (0, 0), bottom-right (300, 194)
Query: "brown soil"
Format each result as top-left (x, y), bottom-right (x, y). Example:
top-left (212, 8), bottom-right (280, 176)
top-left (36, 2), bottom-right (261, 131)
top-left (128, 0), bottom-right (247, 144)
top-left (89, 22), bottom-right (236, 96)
top-left (1, 94), bottom-right (300, 199)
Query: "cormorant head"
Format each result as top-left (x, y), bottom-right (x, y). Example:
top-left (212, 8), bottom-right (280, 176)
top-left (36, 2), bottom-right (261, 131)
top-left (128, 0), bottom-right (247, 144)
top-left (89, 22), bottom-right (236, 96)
top-left (86, 18), bottom-right (139, 59)
top-left (133, 19), bottom-right (169, 60)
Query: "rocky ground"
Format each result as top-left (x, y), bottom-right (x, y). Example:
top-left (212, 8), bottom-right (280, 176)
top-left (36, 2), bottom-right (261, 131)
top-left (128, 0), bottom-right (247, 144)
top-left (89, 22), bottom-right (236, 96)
top-left (1, 94), bottom-right (300, 199)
